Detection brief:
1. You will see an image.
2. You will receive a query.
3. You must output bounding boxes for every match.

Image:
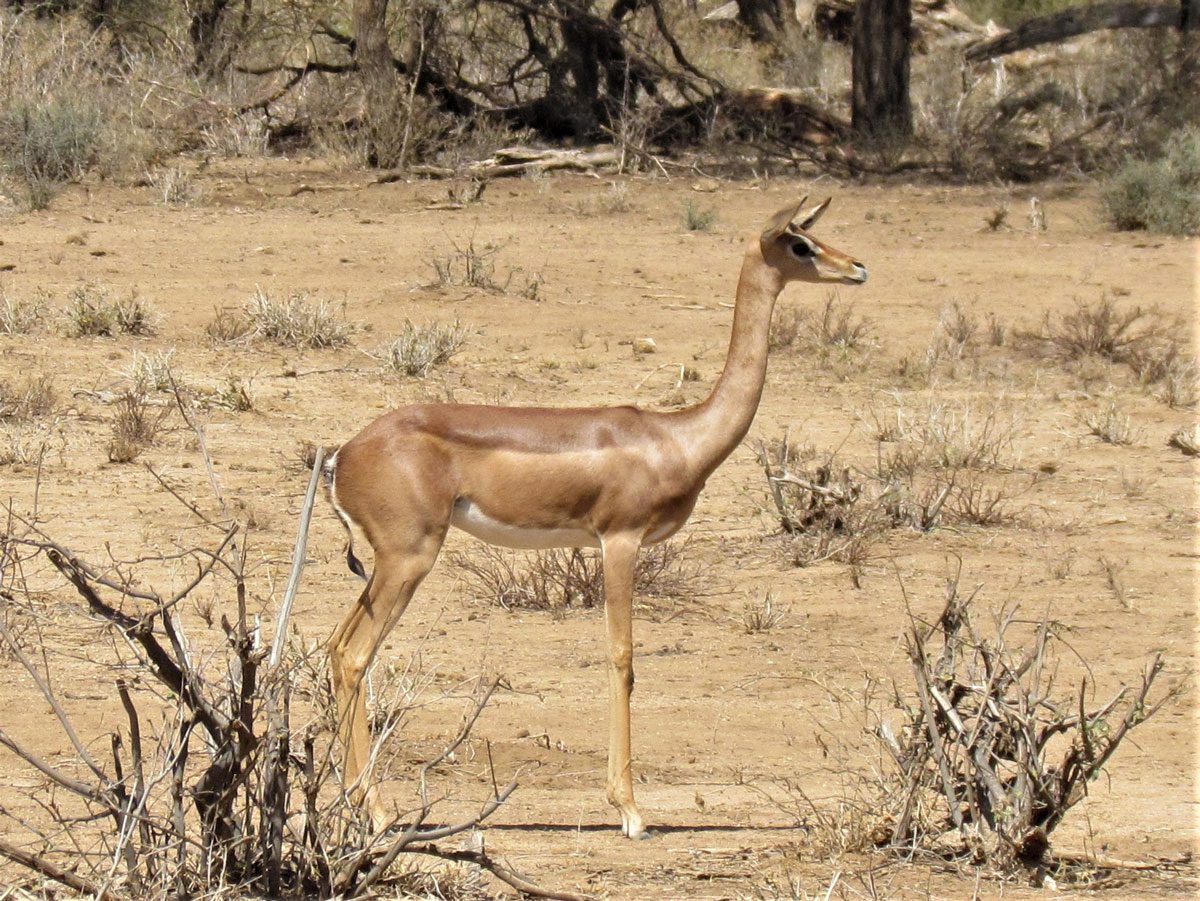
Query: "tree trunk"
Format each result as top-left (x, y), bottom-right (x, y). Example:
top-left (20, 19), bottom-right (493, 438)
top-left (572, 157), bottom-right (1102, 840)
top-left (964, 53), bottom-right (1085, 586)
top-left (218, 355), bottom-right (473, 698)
top-left (851, 0), bottom-right (912, 144)
top-left (189, 0), bottom-right (232, 78)
top-left (353, 0), bottom-right (397, 167)
top-left (736, 0), bottom-right (787, 41)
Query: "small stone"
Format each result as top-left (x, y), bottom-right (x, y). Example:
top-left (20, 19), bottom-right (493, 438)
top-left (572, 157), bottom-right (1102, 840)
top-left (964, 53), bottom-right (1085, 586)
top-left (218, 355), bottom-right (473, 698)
top-left (632, 337), bottom-right (657, 354)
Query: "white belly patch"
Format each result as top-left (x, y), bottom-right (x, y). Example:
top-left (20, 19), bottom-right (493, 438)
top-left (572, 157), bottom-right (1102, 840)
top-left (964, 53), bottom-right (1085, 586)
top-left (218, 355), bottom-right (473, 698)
top-left (450, 498), bottom-right (600, 550)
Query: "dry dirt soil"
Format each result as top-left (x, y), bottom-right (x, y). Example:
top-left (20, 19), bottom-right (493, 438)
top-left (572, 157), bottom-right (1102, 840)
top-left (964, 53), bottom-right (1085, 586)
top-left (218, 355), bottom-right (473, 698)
top-left (0, 161), bottom-right (1196, 899)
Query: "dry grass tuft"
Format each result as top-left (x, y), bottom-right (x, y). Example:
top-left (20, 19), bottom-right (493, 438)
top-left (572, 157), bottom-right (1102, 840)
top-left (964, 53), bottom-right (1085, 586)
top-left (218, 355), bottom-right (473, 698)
top-left (453, 540), bottom-right (705, 615)
top-left (682, 198), bottom-right (717, 231)
top-left (243, 288), bottom-right (353, 348)
top-left (0, 374), bottom-right (56, 422)
top-left (1080, 403), bottom-right (1140, 446)
top-left (1031, 296), bottom-right (1159, 363)
top-left (129, 349), bottom-right (177, 393)
top-left (741, 592), bottom-right (788, 634)
top-left (61, 283), bottom-right (156, 337)
top-left (148, 166), bottom-right (200, 206)
top-left (204, 305), bottom-right (255, 344)
top-left (0, 288), bottom-right (47, 335)
top-left (107, 389), bottom-right (167, 463)
top-left (379, 320), bottom-right (471, 377)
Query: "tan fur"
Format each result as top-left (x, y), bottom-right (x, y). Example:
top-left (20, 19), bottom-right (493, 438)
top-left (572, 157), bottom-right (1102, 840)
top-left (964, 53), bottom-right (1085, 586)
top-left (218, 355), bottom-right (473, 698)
top-left (327, 200), bottom-right (867, 837)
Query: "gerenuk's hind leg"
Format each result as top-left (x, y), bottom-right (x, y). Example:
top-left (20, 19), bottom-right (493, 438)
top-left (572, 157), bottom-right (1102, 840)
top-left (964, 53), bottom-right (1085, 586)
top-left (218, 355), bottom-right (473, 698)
top-left (328, 536), bottom-right (440, 828)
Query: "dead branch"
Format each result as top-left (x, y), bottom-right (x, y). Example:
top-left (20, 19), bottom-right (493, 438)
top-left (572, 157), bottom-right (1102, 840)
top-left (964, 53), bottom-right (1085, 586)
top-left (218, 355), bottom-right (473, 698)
top-left (0, 836), bottom-right (116, 901)
top-left (965, 1), bottom-right (1192, 62)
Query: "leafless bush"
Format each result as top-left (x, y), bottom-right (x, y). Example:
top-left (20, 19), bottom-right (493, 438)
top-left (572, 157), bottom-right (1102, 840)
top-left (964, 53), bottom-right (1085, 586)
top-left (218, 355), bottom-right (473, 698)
top-left (107, 389), bottom-right (167, 463)
top-left (946, 473), bottom-right (1017, 527)
top-left (758, 438), bottom-right (886, 587)
top-left (869, 567), bottom-right (1177, 870)
top-left (244, 288), bottom-right (354, 348)
top-left (876, 399), bottom-right (1020, 477)
top-left (1125, 338), bottom-right (1198, 407)
top-left (0, 513), bottom-right (550, 900)
top-left (453, 540), bottom-right (704, 614)
top-left (379, 320), bottom-right (471, 377)
top-left (0, 421), bottom-right (61, 468)
top-left (0, 374), bottom-right (56, 421)
top-left (424, 234), bottom-right (541, 297)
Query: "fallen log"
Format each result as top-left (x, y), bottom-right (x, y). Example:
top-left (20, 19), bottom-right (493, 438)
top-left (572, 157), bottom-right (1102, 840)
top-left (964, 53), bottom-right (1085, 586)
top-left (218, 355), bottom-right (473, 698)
top-left (965, 0), bottom-right (1194, 62)
top-left (403, 147), bottom-right (621, 181)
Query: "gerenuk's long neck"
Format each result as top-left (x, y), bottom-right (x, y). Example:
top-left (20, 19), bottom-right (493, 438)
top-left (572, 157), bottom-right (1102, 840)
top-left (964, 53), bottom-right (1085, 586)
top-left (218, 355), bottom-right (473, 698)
top-left (678, 240), bottom-right (785, 479)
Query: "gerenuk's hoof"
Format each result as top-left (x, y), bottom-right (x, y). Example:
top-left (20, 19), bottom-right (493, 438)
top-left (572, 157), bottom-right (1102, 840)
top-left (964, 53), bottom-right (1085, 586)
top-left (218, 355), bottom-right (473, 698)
top-left (630, 829), bottom-right (652, 841)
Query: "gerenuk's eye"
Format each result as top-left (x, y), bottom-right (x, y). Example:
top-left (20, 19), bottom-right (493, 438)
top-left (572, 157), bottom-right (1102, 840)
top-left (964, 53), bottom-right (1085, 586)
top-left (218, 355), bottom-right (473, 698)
top-left (792, 241), bottom-right (814, 258)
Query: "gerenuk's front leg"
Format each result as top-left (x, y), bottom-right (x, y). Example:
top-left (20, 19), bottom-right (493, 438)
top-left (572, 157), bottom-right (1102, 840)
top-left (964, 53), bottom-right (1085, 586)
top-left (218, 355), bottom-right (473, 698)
top-left (601, 533), bottom-right (649, 839)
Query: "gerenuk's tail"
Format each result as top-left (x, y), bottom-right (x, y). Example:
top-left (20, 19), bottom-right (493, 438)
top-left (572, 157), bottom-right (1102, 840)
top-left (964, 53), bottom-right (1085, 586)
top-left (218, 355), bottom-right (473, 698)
top-left (322, 448), bottom-right (368, 580)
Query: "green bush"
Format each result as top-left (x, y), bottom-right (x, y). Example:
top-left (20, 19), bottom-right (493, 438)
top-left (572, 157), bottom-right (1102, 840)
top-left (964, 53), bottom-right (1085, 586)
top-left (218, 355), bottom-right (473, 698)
top-left (0, 98), bottom-right (103, 208)
top-left (1102, 127), bottom-right (1200, 236)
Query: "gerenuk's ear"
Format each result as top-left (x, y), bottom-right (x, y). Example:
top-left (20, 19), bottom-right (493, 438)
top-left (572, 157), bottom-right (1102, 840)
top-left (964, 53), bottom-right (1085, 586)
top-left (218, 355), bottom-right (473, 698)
top-left (761, 196), bottom-right (807, 242)
top-left (798, 197), bottom-right (832, 230)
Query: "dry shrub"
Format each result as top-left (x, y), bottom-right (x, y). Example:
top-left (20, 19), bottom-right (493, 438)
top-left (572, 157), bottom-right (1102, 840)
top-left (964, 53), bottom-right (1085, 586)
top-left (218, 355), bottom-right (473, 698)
top-left (0, 522), bottom-right (538, 899)
top-left (129, 349), bottom-right (177, 393)
top-left (682, 197), bottom-right (717, 231)
top-left (207, 377), bottom-right (253, 412)
top-left (867, 571), bottom-right (1177, 870)
top-left (761, 400), bottom-right (1022, 580)
top-left (758, 439), bottom-right (887, 587)
top-left (768, 301), bottom-right (808, 351)
top-left (205, 305), bottom-right (254, 344)
top-left (0, 95), bottom-right (103, 208)
top-left (453, 540), bottom-right (704, 614)
top-left (107, 389), bottom-right (167, 463)
top-left (1080, 403), bottom-right (1140, 446)
top-left (243, 288), bottom-right (353, 348)
top-left (424, 234), bottom-right (541, 297)
top-left (1029, 295), bottom-right (1159, 363)
top-left (147, 165), bottom-right (201, 206)
top-left (380, 320), bottom-right (471, 377)
top-left (769, 293), bottom-right (872, 367)
top-left (0, 374), bottom-right (56, 421)
top-left (61, 283), bottom-right (156, 337)
top-left (0, 10), bottom-right (164, 207)
top-left (1102, 126), bottom-right (1200, 236)
top-left (741, 592), bottom-right (788, 634)
top-left (1027, 297), bottom-right (1195, 406)
top-left (0, 287), bottom-right (47, 335)
top-left (876, 398), bottom-right (1020, 476)
top-left (0, 421), bottom-right (62, 468)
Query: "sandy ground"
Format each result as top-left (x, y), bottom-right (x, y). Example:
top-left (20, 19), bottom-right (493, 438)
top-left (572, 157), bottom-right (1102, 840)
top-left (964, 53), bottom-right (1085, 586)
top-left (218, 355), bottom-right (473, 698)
top-left (0, 160), bottom-right (1196, 898)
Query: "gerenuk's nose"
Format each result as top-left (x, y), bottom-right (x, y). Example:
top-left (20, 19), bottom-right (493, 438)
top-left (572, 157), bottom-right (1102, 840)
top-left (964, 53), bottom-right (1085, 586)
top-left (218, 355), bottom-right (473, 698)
top-left (849, 262), bottom-right (868, 284)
